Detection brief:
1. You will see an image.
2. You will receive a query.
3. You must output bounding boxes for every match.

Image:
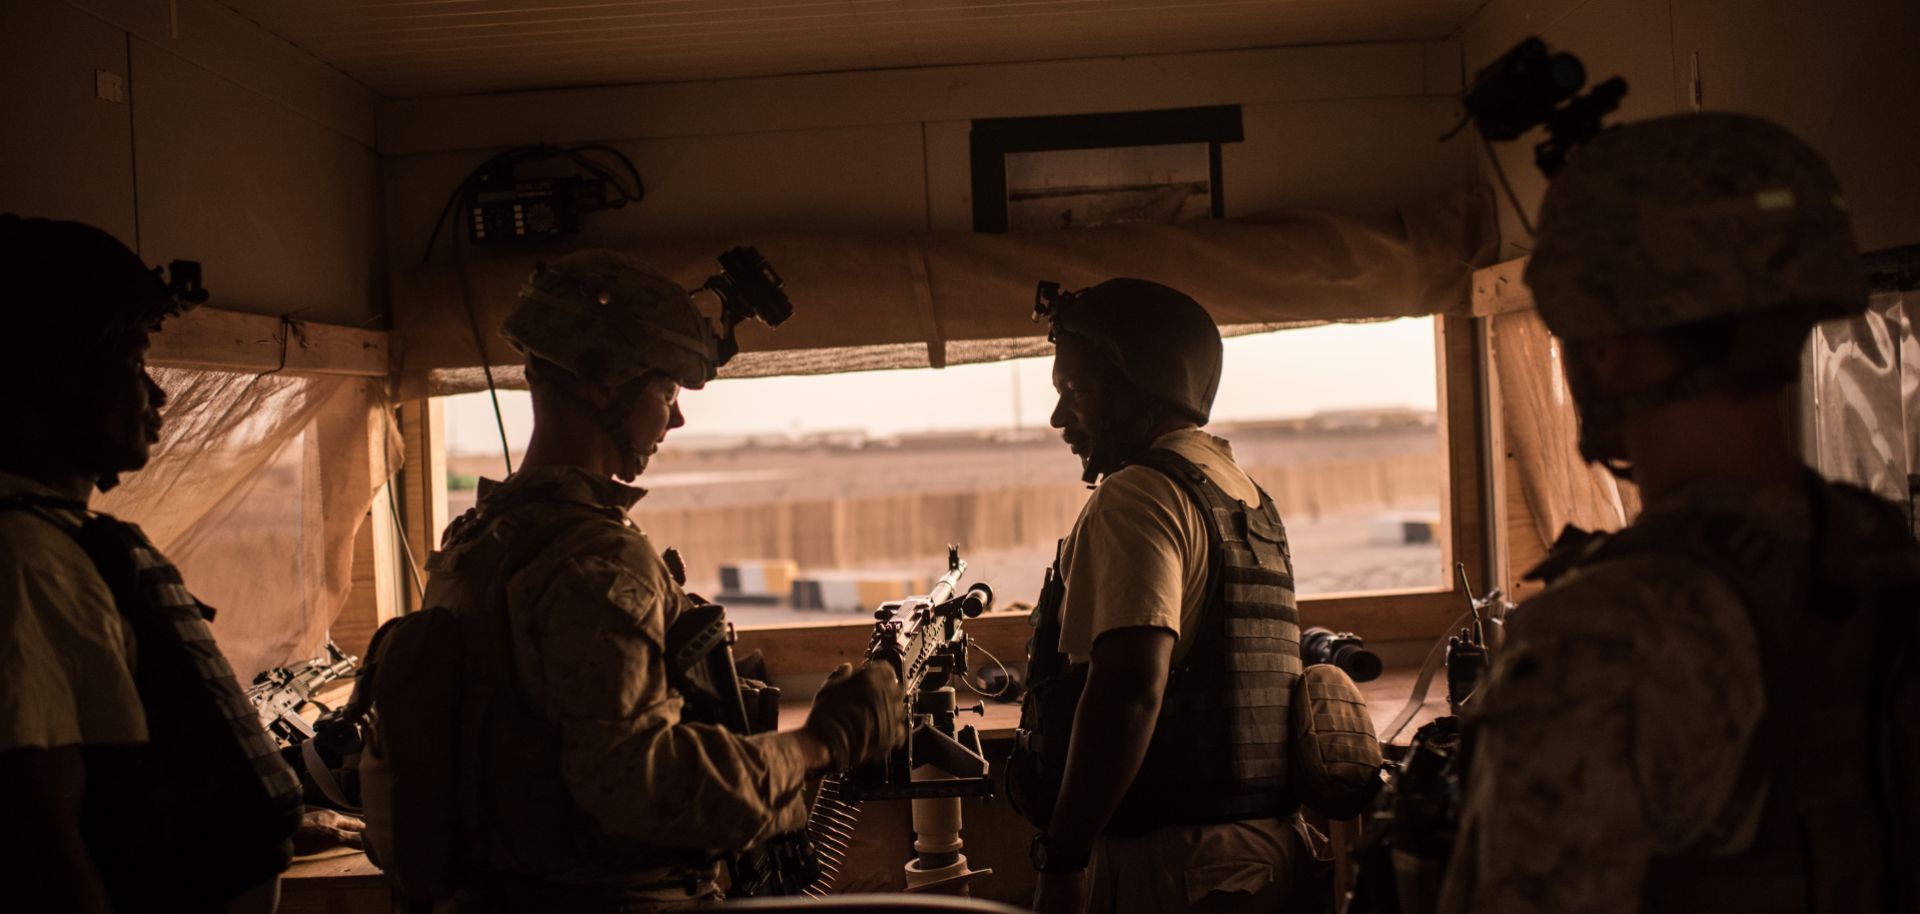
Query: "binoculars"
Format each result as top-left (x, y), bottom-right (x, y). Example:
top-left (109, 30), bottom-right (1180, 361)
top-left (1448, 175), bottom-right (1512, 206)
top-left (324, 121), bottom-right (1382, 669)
top-left (1302, 626), bottom-right (1382, 682)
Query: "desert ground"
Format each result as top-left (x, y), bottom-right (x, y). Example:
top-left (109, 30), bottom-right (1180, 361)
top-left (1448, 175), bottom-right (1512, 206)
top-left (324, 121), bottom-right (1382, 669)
top-left (447, 412), bottom-right (1447, 627)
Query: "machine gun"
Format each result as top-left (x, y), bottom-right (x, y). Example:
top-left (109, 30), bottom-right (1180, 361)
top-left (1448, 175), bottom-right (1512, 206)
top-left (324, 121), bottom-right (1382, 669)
top-left (246, 638), bottom-right (357, 746)
top-left (834, 546), bottom-right (997, 894)
top-left (847, 545), bottom-right (996, 802)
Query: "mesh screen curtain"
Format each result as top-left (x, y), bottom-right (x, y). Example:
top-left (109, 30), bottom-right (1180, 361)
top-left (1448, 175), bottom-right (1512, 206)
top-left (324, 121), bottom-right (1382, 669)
top-left (94, 368), bottom-right (396, 681)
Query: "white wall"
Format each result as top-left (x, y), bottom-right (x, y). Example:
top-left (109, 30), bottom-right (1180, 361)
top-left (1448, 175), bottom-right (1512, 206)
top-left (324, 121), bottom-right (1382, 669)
top-left (1465, 0), bottom-right (1920, 259)
top-left (0, 0), bottom-right (385, 327)
top-left (378, 40), bottom-right (1479, 270)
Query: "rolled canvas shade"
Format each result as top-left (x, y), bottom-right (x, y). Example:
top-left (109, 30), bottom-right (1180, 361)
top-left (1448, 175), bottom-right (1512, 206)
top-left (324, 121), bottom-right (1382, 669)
top-left (394, 189), bottom-right (1496, 398)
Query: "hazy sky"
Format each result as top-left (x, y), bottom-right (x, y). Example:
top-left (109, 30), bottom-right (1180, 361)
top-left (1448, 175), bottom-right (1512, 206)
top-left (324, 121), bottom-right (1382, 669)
top-left (444, 317), bottom-right (1438, 455)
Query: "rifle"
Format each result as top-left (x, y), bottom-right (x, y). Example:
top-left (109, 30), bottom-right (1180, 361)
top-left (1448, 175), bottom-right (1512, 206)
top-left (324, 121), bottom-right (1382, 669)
top-left (659, 549), bottom-right (822, 898)
top-left (246, 638), bottom-right (357, 746)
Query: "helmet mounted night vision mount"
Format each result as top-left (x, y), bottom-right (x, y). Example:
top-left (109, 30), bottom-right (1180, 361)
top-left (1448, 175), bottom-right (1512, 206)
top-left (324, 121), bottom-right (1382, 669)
top-left (698, 245), bottom-right (791, 370)
top-left (158, 259), bottom-right (210, 307)
top-left (1031, 280), bottom-right (1082, 340)
top-left (1448, 36), bottom-right (1629, 180)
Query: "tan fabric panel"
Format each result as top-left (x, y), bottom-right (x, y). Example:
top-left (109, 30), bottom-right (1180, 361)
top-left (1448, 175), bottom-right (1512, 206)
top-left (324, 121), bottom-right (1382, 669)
top-left (395, 190), bottom-right (1495, 398)
top-left (1489, 310), bottom-right (1639, 556)
top-left (93, 368), bottom-right (397, 680)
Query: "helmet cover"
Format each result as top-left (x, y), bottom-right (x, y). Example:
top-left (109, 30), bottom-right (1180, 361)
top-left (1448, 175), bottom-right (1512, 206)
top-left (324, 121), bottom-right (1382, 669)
top-left (1525, 113), bottom-right (1867, 342)
top-left (502, 250), bottom-right (719, 390)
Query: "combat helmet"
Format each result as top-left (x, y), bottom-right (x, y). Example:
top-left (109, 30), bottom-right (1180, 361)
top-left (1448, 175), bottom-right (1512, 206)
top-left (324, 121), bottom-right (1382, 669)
top-left (1, 214), bottom-right (207, 490)
top-left (503, 250), bottom-right (721, 481)
top-left (1526, 112), bottom-right (1867, 343)
top-left (1, 214), bottom-right (205, 357)
top-left (1524, 113), bottom-right (1867, 467)
top-left (503, 249), bottom-right (720, 392)
top-left (1033, 278), bottom-right (1224, 424)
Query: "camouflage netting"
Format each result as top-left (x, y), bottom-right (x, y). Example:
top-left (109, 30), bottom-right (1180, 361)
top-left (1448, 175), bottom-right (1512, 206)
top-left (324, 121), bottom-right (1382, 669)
top-left (93, 368), bottom-right (397, 680)
top-left (1525, 113), bottom-right (1866, 342)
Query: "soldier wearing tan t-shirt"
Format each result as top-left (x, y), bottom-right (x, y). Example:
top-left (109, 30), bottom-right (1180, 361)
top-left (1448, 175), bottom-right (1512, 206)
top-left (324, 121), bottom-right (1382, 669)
top-left (1022, 279), bottom-right (1315, 914)
top-left (0, 215), bottom-right (356, 914)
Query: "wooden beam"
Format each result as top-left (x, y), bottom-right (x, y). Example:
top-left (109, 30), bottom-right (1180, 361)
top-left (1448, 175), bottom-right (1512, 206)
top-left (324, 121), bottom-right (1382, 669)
top-left (151, 307), bottom-right (388, 378)
top-left (1299, 589), bottom-right (1465, 644)
top-left (736, 588), bottom-right (1464, 683)
top-left (1469, 257), bottom-right (1534, 316)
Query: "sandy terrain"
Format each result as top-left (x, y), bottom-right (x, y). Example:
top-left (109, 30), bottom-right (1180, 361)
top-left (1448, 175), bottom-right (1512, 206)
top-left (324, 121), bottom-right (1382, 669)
top-left (445, 417), bottom-right (1447, 625)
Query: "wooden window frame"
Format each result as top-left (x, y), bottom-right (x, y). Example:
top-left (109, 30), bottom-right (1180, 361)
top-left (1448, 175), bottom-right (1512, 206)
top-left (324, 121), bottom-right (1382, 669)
top-left (396, 315), bottom-right (1497, 677)
top-left (732, 315), bottom-right (1496, 674)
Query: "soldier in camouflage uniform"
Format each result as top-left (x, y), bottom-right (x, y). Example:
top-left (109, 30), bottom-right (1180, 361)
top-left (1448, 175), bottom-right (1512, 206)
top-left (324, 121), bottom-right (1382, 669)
top-left (1439, 114), bottom-right (1920, 914)
top-left (423, 250), bottom-right (905, 912)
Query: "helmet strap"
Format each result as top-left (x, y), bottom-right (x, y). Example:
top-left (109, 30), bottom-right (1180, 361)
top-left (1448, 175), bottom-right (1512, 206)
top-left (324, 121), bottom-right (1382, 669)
top-left (1567, 353), bottom-right (1751, 480)
top-left (597, 380), bottom-right (650, 483)
top-left (1090, 405), bottom-right (1193, 486)
top-left (533, 360), bottom-right (653, 483)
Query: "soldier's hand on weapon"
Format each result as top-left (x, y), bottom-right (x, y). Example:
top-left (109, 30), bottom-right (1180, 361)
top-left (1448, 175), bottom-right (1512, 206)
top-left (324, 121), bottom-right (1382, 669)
top-left (291, 808), bottom-right (365, 856)
top-left (801, 662), bottom-right (907, 772)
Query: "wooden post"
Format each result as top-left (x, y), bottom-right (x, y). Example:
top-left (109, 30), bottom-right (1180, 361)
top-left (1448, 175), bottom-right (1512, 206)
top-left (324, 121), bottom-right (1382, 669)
top-left (326, 392), bottom-right (407, 660)
top-left (1437, 313), bottom-right (1502, 608)
top-left (392, 399), bottom-right (447, 613)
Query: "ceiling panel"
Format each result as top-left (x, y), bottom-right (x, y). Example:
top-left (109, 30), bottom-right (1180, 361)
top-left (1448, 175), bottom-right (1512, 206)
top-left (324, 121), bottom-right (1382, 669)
top-left (220, 0), bottom-right (1479, 97)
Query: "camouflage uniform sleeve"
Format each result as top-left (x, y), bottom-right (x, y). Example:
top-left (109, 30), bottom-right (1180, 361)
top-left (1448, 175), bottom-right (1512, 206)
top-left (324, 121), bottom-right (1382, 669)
top-left (1439, 554), bottom-right (1763, 914)
top-left (512, 528), bottom-right (812, 851)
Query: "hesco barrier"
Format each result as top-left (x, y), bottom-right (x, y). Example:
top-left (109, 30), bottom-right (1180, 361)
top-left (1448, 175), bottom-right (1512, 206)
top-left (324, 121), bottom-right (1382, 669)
top-left (634, 453), bottom-right (1442, 591)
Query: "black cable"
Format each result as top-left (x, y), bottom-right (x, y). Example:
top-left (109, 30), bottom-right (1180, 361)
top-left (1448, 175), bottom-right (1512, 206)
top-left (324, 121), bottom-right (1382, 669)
top-left (451, 231), bottom-right (515, 477)
top-left (1482, 132), bottom-right (1537, 238)
top-left (419, 141), bottom-right (650, 477)
top-left (379, 410), bottom-right (427, 603)
top-left (961, 640), bottom-right (1014, 700)
top-left (566, 144), bottom-right (646, 202)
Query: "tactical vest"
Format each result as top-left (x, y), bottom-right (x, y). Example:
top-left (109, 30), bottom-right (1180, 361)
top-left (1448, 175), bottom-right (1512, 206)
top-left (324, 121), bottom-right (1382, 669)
top-left (0, 495), bottom-right (304, 910)
top-left (422, 495), bottom-right (712, 891)
top-left (1531, 476), bottom-right (1920, 914)
top-left (1011, 448), bottom-right (1302, 835)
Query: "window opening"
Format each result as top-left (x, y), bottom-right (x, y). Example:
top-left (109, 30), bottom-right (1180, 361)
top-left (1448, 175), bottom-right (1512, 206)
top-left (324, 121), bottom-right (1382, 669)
top-left (439, 318), bottom-right (1445, 628)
